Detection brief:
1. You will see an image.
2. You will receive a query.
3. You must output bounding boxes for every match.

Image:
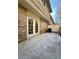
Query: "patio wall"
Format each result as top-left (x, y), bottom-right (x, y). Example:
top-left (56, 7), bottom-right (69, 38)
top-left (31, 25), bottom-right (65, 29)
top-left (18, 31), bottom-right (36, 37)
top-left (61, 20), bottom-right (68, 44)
top-left (18, 5), bottom-right (27, 42)
top-left (48, 24), bottom-right (60, 32)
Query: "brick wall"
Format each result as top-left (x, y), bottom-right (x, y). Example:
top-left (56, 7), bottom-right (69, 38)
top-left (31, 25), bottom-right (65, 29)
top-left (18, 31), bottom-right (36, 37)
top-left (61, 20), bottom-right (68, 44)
top-left (48, 24), bottom-right (60, 32)
top-left (40, 20), bottom-right (48, 33)
top-left (18, 4), bottom-right (27, 42)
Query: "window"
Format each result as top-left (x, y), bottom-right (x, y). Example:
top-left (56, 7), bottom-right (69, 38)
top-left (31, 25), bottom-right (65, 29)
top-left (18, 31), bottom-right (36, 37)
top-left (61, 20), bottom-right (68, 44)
top-left (28, 19), bottom-right (33, 34)
top-left (35, 21), bottom-right (38, 33)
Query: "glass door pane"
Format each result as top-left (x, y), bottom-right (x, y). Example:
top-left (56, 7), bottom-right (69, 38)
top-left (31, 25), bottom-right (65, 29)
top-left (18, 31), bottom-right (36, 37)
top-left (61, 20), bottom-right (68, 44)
top-left (28, 19), bottom-right (33, 34)
top-left (35, 21), bottom-right (38, 33)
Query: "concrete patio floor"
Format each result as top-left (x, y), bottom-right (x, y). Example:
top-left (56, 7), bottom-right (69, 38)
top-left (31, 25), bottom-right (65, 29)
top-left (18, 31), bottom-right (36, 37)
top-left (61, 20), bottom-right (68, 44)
top-left (18, 33), bottom-right (61, 59)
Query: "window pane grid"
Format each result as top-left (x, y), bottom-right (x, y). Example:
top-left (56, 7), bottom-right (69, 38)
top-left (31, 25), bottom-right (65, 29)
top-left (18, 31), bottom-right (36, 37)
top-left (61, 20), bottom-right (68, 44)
top-left (35, 21), bottom-right (38, 33)
top-left (28, 19), bottom-right (33, 34)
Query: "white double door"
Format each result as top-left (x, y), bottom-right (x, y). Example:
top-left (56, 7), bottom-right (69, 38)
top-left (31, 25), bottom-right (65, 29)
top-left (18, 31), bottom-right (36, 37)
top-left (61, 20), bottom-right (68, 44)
top-left (27, 17), bottom-right (40, 38)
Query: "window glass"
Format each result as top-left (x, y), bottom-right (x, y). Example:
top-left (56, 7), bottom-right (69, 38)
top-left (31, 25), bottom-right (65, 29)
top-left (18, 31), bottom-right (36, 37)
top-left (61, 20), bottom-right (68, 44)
top-left (35, 21), bottom-right (38, 33)
top-left (28, 19), bottom-right (33, 34)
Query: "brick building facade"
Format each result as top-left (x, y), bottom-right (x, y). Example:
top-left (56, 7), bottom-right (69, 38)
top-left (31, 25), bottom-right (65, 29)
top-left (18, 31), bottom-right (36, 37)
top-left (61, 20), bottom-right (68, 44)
top-left (18, 0), bottom-right (53, 42)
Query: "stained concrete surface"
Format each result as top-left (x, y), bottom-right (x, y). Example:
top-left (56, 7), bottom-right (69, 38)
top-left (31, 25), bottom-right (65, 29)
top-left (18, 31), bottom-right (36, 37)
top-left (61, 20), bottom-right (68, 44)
top-left (18, 33), bottom-right (61, 59)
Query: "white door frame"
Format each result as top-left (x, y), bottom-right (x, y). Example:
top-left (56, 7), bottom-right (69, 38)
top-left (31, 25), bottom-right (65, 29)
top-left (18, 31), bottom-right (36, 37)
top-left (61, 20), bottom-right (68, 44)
top-left (27, 16), bottom-right (39, 39)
